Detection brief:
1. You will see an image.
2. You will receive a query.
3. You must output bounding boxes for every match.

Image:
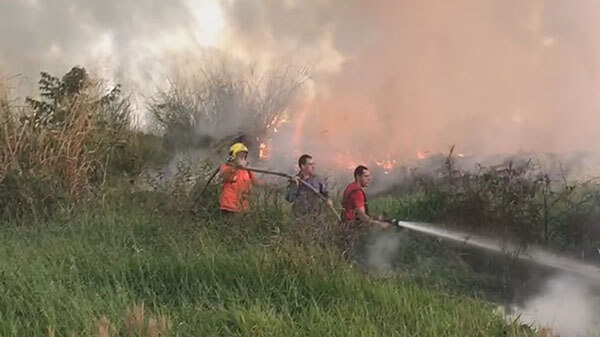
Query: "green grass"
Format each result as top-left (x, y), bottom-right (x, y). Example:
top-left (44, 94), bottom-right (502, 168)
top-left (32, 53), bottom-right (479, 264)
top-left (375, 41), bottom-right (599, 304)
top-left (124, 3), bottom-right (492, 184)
top-left (0, 194), bottom-right (534, 337)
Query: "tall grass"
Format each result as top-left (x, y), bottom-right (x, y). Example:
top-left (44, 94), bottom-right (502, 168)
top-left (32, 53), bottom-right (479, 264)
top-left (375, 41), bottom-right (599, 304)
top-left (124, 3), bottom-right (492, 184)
top-left (0, 195), bottom-right (535, 337)
top-left (0, 69), bottom-right (134, 222)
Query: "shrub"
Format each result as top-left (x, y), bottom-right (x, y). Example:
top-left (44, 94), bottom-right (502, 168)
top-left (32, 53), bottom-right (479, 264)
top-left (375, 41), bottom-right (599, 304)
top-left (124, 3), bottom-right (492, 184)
top-left (0, 67), bottom-right (133, 222)
top-left (378, 148), bottom-right (600, 256)
top-left (148, 55), bottom-right (308, 158)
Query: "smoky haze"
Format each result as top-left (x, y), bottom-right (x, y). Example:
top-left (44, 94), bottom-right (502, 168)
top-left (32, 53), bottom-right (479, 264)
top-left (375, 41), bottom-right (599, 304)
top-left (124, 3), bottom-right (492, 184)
top-left (2, 0), bottom-right (600, 160)
top-left (221, 0), bottom-right (600, 162)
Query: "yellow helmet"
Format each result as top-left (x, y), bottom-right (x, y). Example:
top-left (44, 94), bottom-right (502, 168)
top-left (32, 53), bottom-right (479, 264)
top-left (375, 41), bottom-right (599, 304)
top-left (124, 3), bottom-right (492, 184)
top-left (229, 142), bottom-right (249, 160)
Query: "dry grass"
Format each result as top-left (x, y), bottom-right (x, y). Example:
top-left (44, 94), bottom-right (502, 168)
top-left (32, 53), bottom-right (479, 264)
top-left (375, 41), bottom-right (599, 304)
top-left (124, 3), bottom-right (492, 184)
top-left (45, 304), bottom-right (171, 337)
top-left (534, 327), bottom-right (556, 337)
top-left (98, 304), bottom-right (170, 337)
top-left (0, 71), bottom-right (132, 221)
top-left (149, 55), bottom-right (308, 157)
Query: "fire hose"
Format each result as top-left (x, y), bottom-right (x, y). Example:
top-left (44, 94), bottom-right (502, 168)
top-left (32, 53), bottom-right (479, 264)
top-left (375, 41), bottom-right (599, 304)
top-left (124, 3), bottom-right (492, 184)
top-left (246, 167), bottom-right (341, 221)
top-left (199, 166), bottom-right (341, 221)
top-left (200, 168), bottom-right (600, 280)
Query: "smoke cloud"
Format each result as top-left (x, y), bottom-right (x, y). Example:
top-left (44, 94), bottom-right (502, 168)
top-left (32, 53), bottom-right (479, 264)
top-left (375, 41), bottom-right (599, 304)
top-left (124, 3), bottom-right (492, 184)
top-left (0, 0), bottom-right (224, 101)
top-left (4, 4), bottom-right (600, 334)
top-left (3, 0), bottom-right (600, 164)
top-left (219, 0), bottom-right (600, 161)
top-left (509, 274), bottom-right (600, 337)
top-left (361, 230), bottom-right (404, 275)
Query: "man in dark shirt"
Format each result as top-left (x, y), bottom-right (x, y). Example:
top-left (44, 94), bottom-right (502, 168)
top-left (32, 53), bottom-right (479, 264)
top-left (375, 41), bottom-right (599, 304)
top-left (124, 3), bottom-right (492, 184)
top-left (286, 154), bottom-right (331, 220)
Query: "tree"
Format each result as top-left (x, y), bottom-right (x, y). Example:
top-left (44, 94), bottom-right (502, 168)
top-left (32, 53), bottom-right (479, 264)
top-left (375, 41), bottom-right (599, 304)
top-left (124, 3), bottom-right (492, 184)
top-left (149, 57), bottom-right (309, 157)
top-left (25, 66), bottom-right (123, 128)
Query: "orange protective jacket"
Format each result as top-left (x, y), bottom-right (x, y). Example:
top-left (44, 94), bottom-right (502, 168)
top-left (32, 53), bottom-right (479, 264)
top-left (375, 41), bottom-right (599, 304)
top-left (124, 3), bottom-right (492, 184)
top-left (219, 163), bottom-right (253, 212)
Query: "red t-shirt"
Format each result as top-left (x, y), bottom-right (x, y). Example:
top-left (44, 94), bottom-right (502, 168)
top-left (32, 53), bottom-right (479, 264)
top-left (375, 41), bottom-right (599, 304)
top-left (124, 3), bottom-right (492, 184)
top-left (342, 182), bottom-right (366, 221)
top-left (219, 163), bottom-right (254, 212)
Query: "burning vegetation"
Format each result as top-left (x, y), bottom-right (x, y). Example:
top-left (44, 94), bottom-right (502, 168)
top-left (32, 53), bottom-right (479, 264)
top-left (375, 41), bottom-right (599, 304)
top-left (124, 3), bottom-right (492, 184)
top-left (1, 59), bottom-right (600, 337)
top-left (4, 0), bottom-right (600, 335)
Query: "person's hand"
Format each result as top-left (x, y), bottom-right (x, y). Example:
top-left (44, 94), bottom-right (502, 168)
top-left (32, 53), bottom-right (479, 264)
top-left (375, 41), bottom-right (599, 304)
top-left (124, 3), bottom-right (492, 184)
top-left (326, 199), bottom-right (333, 207)
top-left (289, 176), bottom-right (300, 185)
top-left (376, 213), bottom-right (387, 221)
top-left (372, 220), bottom-right (390, 229)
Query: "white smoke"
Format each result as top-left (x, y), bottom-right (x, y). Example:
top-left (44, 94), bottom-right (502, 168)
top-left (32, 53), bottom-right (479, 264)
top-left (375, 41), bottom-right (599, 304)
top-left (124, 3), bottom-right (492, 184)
top-left (362, 231), bottom-right (404, 275)
top-left (4, 0), bottom-right (600, 159)
top-left (508, 275), bottom-right (600, 337)
top-left (362, 221), bottom-right (600, 336)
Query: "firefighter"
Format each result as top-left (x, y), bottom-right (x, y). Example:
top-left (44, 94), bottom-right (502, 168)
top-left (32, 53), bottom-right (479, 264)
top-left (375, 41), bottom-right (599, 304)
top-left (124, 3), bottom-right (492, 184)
top-left (219, 142), bottom-right (263, 215)
top-left (285, 154), bottom-right (332, 220)
top-left (338, 165), bottom-right (389, 256)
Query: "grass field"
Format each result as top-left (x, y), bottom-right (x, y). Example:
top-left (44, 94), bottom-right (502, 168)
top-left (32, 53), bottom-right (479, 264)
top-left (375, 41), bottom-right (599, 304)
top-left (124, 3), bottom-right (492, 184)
top-left (0, 192), bottom-right (536, 337)
top-left (3, 65), bottom-right (600, 336)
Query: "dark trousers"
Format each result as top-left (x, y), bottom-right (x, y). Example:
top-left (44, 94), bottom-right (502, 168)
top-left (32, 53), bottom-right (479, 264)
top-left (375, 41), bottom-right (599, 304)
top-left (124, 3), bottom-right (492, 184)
top-left (221, 209), bottom-right (236, 216)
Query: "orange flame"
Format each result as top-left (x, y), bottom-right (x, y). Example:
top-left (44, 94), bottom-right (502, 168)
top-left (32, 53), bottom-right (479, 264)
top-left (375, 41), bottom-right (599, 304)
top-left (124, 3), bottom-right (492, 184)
top-left (374, 154), bottom-right (397, 174)
top-left (267, 116), bottom-right (288, 134)
top-left (258, 143), bottom-right (268, 160)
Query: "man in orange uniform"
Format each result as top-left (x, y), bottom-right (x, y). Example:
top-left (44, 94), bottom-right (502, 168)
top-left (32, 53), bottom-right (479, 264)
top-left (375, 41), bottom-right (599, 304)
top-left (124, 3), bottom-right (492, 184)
top-left (219, 142), bottom-right (263, 215)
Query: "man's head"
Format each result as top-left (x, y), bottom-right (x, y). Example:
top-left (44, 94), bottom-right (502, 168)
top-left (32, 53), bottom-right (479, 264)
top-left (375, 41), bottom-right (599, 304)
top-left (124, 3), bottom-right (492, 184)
top-left (229, 143), bottom-right (248, 163)
top-left (354, 165), bottom-right (370, 188)
top-left (298, 154), bottom-right (315, 176)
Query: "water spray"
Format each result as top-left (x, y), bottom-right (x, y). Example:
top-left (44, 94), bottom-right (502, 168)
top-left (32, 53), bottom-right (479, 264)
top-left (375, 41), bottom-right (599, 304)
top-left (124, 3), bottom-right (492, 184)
top-left (391, 220), bottom-right (600, 283)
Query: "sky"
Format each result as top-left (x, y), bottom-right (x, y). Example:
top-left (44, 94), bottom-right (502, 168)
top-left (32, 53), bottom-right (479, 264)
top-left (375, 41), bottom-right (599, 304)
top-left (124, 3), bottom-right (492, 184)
top-left (2, 0), bottom-right (600, 161)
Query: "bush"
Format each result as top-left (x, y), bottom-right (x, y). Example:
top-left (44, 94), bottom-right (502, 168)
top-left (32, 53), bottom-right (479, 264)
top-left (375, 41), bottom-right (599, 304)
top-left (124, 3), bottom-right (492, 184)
top-left (0, 67), bottom-right (134, 222)
top-left (148, 55), bottom-right (308, 158)
top-left (377, 149), bottom-right (600, 257)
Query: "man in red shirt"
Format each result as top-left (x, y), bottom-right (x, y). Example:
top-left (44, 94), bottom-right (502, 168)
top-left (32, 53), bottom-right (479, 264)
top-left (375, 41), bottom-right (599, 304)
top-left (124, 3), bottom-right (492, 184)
top-left (342, 165), bottom-right (389, 227)
top-left (339, 165), bottom-right (389, 256)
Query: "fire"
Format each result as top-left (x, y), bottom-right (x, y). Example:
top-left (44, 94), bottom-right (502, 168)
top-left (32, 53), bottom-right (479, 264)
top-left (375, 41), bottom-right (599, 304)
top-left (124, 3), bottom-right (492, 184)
top-left (375, 160), bottom-right (396, 172)
top-left (258, 143), bottom-right (268, 160)
top-left (258, 116), bottom-right (289, 160)
top-left (417, 150), bottom-right (428, 160)
top-left (267, 116), bottom-right (288, 133)
top-left (374, 154), bottom-right (397, 174)
top-left (328, 151), bottom-right (400, 174)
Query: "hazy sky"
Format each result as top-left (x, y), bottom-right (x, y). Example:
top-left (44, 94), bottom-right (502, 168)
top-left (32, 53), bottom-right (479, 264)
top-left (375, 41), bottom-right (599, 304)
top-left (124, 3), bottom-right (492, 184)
top-left (2, 0), bottom-right (600, 159)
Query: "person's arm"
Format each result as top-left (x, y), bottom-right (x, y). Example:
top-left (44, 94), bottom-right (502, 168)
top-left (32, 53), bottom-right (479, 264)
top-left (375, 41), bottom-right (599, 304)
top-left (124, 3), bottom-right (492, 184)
top-left (285, 178), bottom-right (299, 202)
top-left (241, 167), bottom-right (265, 186)
top-left (350, 190), bottom-right (388, 229)
top-left (251, 173), bottom-right (265, 186)
top-left (220, 164), bottom-right (236, 183)
top-left (319, 177), bottom-right (330, 198)
top-left (319, 177), bottom-right (333, 206)
top-left (355, 207), bottom-right (389, 229)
